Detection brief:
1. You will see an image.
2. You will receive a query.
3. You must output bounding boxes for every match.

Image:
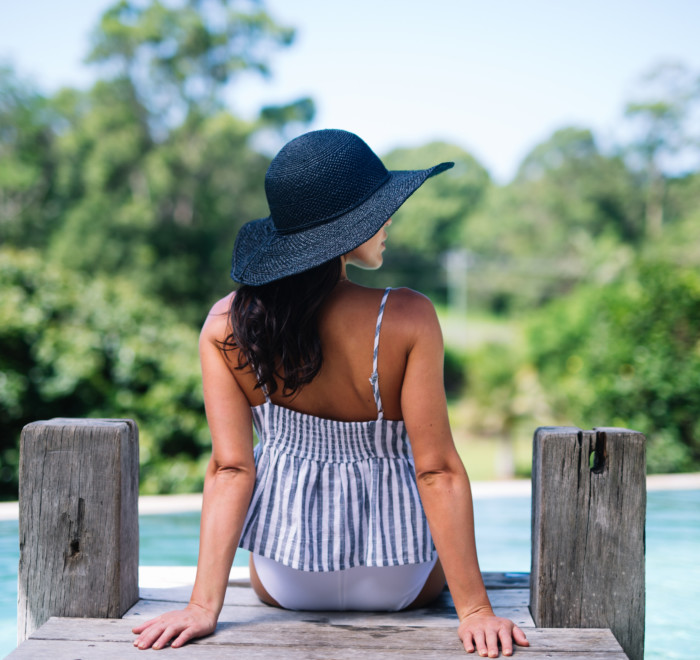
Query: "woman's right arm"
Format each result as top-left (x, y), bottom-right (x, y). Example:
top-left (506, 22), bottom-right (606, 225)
top-left (132, 295), bottom-right (256, 650)
top-left (397, 290), bottom-right (528, 658)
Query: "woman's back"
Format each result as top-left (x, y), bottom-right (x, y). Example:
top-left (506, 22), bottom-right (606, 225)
top-left (234, 284), bottom-right (437, 573)
top-left (225, 282), bottom-right (431, 423)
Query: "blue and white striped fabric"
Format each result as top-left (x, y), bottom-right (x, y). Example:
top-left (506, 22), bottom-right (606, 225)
top-left (238, 288), bottom-right (435, 572)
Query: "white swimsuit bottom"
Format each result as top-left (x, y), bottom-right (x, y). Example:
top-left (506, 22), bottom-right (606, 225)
top-left (252, 553), bottom-right (438, 611)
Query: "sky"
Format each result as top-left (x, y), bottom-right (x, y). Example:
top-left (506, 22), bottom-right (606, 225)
top-left (2, 0), bottom-right (700, 182)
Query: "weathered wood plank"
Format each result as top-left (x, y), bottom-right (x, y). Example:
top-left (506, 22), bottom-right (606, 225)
top-left (530, 426), bottom-right (645, 660)
top-left (124, 599), bottom-right (535, 628)
top-left (17, 419), bottom-right (139, 642)
top-left (27, 617), bottom-right (624, 653)
top-left (4, 638), bottom-right (628, 659)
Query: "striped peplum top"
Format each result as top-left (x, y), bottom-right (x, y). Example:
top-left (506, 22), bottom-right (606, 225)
top-left (237, 287), bottom-right (436, 572)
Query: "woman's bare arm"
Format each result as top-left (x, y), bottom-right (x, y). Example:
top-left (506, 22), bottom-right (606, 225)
top-left (133, 295), bottom-right (256, 650)
top-left (397, 291), bottom-right (528, 657)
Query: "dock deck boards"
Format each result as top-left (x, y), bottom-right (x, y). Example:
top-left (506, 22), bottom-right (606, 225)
top-left (7, 569), bottom-right (627, 658)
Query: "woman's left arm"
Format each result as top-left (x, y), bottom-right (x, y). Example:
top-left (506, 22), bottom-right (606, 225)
top-left (132, 297), bottom-right (256, 650)
top-left (398, 292), bottom-right (529, 657)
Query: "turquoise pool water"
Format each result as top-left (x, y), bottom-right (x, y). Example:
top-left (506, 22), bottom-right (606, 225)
top-left (1, 490), bottom-right (698, 658)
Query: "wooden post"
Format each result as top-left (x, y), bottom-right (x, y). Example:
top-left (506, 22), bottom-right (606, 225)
top-left (18, 418), bottom-right (139, 643)
top-left (530, 426), bottom-right (646, 660)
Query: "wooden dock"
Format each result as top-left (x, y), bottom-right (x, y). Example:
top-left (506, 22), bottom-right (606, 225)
top-left (13, 420), bottom-right (645, 659)
top-left (8, 567), bottom-right (627, 658)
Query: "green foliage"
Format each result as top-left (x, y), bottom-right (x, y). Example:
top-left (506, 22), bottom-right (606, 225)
top-left (0, 248), bottom-right (209, 498)
top-left (443, 345), bottom-right (467, 400)
top-left (460, 340), bottom-right (549, 449)
top-left (0, 0), bottom-right (317, 497)
top-left (515, 127), bottom-right (645, 242)
top-left (624, 61), bottom-right (700, 169)
top-left (0, 0), bottom-right (318, 497)
top-left (463, 127), bottom-right (645, 312)
top-left (0, 66), bottom-right (57, 247)
top-left (87, 0), bottom-right (295, 119)
top-left (527, 260), bottom-right (700, 472)
top-left (47, 99), bottom-right (271, 321)
top-left (3, 15), bottom-right (700, 492)
top-left (623, 62), bottom-right (700, 239)
top-left (31, 1), bottom-right (310, 324)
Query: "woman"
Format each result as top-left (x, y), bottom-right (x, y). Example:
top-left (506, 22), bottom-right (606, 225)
top-left (133, 129), bottom-right (529, 657)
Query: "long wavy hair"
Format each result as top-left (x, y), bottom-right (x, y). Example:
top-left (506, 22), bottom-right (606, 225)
top-left (223, 258), bottom-right (343, 397)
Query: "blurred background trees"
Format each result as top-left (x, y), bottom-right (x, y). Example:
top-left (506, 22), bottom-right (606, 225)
top-left (1, 1), bottom-right (699, 497)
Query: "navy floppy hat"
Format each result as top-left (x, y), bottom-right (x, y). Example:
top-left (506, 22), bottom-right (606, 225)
top-left (231, 129), bottom-right (454, 285)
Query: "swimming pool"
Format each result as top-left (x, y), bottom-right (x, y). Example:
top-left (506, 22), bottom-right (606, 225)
top-left (1, 489), bottom-right (698, 658)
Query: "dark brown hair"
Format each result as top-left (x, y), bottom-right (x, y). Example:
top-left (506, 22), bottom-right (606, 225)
top-left (224, 258), bottom-right (342, 397)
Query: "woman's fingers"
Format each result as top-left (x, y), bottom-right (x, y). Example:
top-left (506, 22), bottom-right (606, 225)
top-left (131, 606), bottom-right (216, 650)
top-left (498, 626), bottom-right (514, 656)
top-left (151, 625), bottom-right (182, 650)
top-left (131, 617), bottom-right (159, 634)
top-left (460, 627), bottom-right (475, 653)
top-left (458, 614), bottom-right (530, 657)
top-left (512, 625), bottom-right (529, 646)
top-left (133, 621), bottom-right (168, 649)
top-left (472, 629), bottom-right (487, 656)
top-left (484, 628), bottom-right (500, 657)
top-left (171, 627), bottom-right (198, 649)
top-left (133, 621), bottom-right (188, 650)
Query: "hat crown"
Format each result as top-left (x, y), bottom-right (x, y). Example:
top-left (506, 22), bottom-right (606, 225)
top-left (265, 129), bottom-right (390, 235)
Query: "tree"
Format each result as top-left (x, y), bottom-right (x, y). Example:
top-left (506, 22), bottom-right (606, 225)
top-left (46, 85), bottom-right (272, 320)
top-left (86, 0), bottom-right (295, 126)
top-left (527, 259), bottom-right (700, 473)
top-left (623, 62), bottom-right (700, 237)
top-left (514, 126), bottom-right (644, 242)
top-left (463, 127), bottom-right (643, 311)
top-left (41, 0), bottom-right (314, 322)
top-left (1, 1), bottom-right (317, 496)
top-left (0, 66), bottom-right (57, 247)
top-left (0, 248), bottom-right (209, 499)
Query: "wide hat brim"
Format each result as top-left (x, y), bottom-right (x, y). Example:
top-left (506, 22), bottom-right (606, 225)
top-left (231, 161), bottom-right (453, 285)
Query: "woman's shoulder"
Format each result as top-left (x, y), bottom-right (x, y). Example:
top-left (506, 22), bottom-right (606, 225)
top-left (386, 286), bottom-right (435, 314)
top-left (386, 287), bottom-right (440, 329)
top-left (200, 292), bottom-right (235, 342)
top-left (381, 287), bottom-right (442, 353)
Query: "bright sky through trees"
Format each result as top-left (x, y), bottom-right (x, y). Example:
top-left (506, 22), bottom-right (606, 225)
top-left (2, 0), bottom-right (699, 181)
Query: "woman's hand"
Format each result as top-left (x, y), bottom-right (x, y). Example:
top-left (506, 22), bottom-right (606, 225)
top-left (131, 603), bottom-right (217, 650)
top-left (458, 610), bottom-right (529, 657)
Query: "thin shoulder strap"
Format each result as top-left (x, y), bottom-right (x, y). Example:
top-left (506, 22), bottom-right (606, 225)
top-left (260, 381), bottom-right (271, 404)
top-left (369, 287), bottom-right (391, 419)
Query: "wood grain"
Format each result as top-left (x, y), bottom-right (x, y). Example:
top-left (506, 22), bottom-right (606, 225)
top-left (9, 616), bottom-right (625, 659)
top-left (17, 419), bottom-right (139, 642)
top-left (5, 638), bottom-right (628, 659)
top-left (530, 426), bottom-right (645, 660)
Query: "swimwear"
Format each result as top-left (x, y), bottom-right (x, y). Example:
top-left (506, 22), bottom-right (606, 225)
top-left (251, 552), bottom-right (437, 611)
